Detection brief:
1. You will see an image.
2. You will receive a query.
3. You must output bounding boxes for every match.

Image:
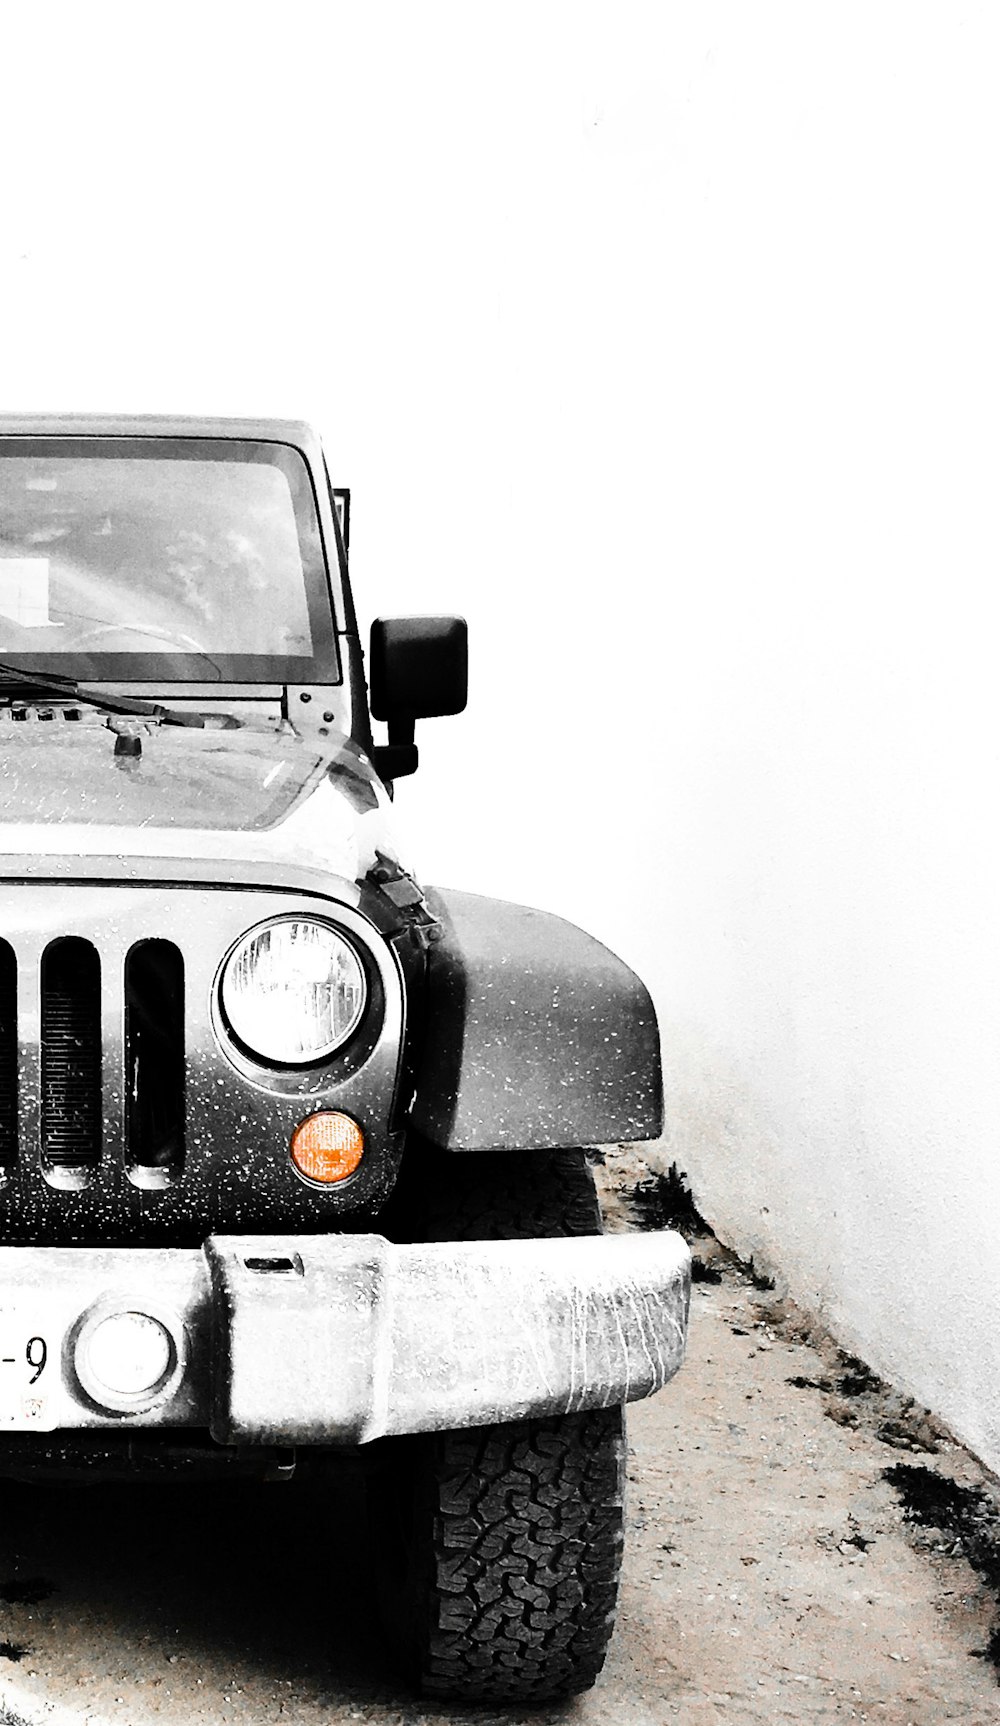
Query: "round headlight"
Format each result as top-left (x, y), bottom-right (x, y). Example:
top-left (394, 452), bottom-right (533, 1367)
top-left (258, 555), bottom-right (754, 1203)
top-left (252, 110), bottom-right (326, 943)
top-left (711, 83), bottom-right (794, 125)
top-left (221, 918), bottom-right (367, 1065)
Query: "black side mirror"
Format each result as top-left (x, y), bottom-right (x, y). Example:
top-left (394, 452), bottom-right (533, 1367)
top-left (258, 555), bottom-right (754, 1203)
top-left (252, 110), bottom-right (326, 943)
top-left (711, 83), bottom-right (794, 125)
top-left (369, 615), bottom-right (468, 780)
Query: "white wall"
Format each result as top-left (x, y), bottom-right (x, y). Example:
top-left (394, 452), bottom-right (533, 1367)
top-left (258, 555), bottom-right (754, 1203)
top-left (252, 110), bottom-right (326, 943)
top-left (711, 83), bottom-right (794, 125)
top-left (3, 5), bottom-right (1000, 1467)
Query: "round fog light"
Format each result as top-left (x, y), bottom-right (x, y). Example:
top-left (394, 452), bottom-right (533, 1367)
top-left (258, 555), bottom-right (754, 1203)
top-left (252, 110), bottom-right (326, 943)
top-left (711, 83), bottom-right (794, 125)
top-left (75, 1309), bottom-right (178, 1411)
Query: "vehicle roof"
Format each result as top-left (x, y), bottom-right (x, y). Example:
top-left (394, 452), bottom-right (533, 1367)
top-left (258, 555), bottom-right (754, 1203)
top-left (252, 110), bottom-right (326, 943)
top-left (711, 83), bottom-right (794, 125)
top-left (0, 413), bottom-right (319, 449)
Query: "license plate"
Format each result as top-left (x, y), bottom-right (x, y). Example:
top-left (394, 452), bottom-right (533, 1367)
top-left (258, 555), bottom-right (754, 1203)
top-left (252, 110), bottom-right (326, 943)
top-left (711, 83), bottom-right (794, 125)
top-left (0, 1327), bottom-right (57, 1429)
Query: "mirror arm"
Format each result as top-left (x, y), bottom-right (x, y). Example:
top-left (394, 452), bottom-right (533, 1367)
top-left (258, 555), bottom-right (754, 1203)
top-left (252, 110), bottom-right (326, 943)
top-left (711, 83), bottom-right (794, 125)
top-left (388, 713), bottom-right (415, 749)
top-left (373, 712), bottom-right (419, 781)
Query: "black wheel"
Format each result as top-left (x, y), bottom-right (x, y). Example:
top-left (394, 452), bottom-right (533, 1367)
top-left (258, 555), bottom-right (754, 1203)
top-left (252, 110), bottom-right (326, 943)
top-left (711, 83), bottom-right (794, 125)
top-left (368, 1145), bottom-right (627, 1703)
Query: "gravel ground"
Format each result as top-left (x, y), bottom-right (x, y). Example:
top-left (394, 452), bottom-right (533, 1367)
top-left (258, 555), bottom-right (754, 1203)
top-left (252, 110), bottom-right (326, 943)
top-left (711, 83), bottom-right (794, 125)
top-left (0, 1147), bottom-right (998, 1725)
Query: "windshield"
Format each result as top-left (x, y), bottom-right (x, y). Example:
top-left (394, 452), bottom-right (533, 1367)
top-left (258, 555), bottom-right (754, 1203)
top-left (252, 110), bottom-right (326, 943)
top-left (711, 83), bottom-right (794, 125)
top-left (0, 438), bottom-right (339, 684)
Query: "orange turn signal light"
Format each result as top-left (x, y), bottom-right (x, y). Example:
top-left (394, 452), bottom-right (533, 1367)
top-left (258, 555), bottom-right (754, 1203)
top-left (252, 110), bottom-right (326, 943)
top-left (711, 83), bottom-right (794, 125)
top-left (290, 1112), bottom-right (365, 1184)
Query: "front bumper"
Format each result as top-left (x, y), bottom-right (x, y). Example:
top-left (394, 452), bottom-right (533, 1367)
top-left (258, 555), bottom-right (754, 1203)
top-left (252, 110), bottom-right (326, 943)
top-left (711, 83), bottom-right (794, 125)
top-left (0, 1231), bottom-right (690, 1444)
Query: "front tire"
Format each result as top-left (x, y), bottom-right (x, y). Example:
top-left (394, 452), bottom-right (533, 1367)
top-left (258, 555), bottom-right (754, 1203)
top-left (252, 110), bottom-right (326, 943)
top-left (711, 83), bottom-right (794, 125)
top-left (368, 1145), bottom-right (627, 1703)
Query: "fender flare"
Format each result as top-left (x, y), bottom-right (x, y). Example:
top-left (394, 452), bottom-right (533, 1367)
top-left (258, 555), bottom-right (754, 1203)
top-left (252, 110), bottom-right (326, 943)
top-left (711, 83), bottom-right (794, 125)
top-left (408, 887), bottom-right (663, 1152)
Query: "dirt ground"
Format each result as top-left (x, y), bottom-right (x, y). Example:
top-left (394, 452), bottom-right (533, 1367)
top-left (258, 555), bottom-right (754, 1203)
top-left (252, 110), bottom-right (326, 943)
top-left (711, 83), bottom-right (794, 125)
top-left (0, 1146), bottom-right (998, 1726)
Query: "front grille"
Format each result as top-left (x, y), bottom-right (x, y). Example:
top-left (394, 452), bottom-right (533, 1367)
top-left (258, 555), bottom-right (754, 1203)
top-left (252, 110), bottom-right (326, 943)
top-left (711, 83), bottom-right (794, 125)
top-left (0, 882), bottom-right (402, 1244)
top-left (0, 933), bottom-right (186, 1177)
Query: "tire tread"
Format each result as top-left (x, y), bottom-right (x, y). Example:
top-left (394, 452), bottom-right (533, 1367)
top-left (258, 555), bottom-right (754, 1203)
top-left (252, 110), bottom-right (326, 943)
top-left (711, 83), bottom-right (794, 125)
top-left (370, 1144), bottom-right (625, 1703)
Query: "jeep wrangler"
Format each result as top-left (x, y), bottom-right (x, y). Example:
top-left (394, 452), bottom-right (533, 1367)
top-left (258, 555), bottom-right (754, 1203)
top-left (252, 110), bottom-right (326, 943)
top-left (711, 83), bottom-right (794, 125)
top-left (0, 416), bottom-right (689, 1703)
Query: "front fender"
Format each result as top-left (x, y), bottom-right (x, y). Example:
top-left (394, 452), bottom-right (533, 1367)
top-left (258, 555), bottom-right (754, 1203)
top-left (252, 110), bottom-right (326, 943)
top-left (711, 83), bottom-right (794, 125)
top-left (409, 888), bottom-right (663, 1151)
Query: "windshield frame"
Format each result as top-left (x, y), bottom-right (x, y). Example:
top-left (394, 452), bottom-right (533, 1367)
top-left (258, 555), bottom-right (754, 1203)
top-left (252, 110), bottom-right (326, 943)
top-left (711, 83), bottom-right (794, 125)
top-left (0, 436), bottom-right (341, 686)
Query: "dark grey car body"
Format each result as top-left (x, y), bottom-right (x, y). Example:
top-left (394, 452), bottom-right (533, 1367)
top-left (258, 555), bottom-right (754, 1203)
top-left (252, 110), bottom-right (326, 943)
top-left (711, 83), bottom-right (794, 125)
top-left (0, 414), bottom-right (689, 1704)
top-left (0, 415), bottom-right (662, 1248)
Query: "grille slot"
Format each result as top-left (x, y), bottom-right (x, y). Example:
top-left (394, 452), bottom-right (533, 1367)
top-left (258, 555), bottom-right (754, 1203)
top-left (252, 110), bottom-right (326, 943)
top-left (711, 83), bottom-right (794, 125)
top-left (41, 938), bottom-right (102, 1169)
top-left (0, 942), bottom-right (16, 1166)
top-left (125, 940), bottom-right (185, 1172)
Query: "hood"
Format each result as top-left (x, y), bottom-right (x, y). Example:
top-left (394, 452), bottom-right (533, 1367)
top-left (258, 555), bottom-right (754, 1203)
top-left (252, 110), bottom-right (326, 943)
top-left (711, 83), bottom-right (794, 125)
top-left (0, 719), bottom-right (405, 891)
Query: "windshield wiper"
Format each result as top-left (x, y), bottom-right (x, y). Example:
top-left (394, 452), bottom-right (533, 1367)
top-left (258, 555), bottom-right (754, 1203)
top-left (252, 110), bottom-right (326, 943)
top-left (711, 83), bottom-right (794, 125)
top-left (0, 662), bottom-right (239, 729)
